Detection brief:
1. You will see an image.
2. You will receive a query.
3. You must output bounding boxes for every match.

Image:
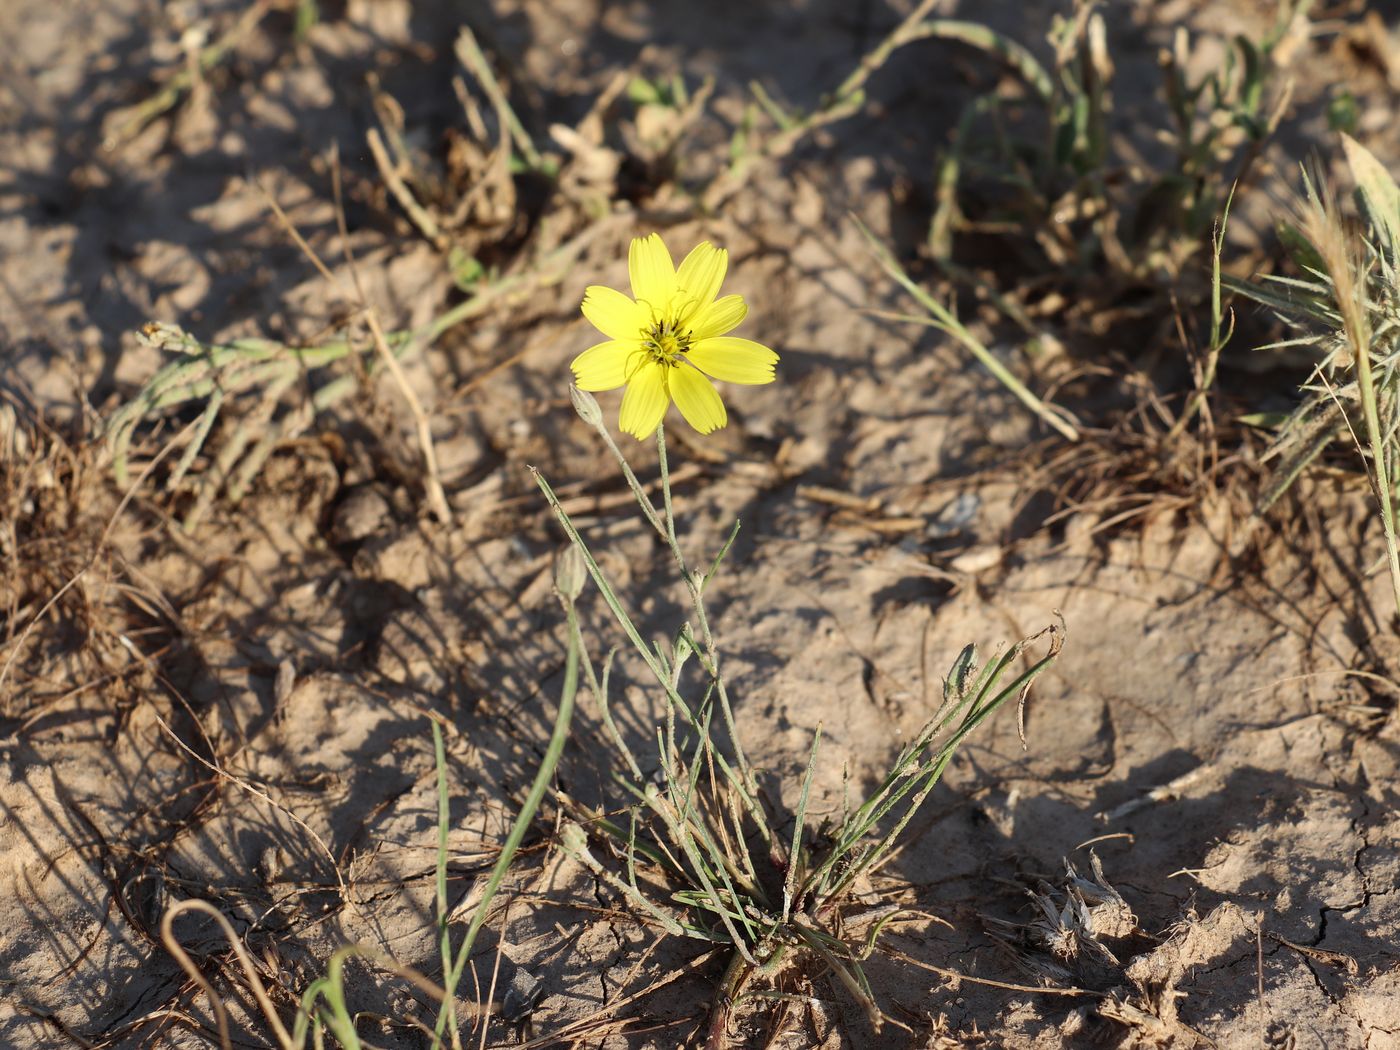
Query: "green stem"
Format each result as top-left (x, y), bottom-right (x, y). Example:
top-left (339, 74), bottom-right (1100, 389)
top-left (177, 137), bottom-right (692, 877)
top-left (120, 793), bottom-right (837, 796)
top-left (1354, 335), bottom-right (1400, 621)
top-left (435, 604), bottom-right (581, 1042)
top-left (532, 468), bottom-right (767, 832)
top-left (853, 216), bottom-right (1080, 442)
top-left (655, 427), bottom-right (764, 831)
top-left (432, 723), bottom-right (457, 1040)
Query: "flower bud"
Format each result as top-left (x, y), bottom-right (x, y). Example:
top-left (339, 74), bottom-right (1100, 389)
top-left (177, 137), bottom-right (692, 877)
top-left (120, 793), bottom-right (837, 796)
top-left (569, 384), bottom-right (603, 427)
top-left (555, 544), bottom-right (587, 601)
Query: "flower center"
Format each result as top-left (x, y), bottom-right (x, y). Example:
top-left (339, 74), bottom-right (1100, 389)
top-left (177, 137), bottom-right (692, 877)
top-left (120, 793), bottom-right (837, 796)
top-left (642, 316), bottom-right (692, 366)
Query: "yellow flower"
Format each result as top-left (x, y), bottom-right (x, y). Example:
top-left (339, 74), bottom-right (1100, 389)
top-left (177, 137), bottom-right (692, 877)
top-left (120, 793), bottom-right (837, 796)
top-left (571, 233), bottom-right (779, 439)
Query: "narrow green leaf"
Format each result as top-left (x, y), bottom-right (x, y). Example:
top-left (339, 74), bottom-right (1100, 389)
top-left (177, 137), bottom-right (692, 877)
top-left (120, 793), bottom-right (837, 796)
top-left (1342, 133), bottom-right (1400, 253)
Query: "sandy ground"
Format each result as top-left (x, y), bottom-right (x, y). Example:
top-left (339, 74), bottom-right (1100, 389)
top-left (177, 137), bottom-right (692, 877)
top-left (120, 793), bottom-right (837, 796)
top-left (2, 0), bottom-right (1399, 1047)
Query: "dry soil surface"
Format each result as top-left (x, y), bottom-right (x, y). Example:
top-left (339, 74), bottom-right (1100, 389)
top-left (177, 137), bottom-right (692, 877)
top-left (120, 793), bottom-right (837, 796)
top-left (2, 1), bottom-right (1399, 1048)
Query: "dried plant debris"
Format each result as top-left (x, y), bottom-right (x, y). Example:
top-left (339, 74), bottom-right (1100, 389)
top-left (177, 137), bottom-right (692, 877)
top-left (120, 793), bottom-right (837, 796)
top-left (1100, 903), bottom-right (1260, 1047)
top-left (0, 401), bottom-right (148, 723)
top-left (101, 322), bottom-right (391, 531)
top-left (986, 853), bottom-right (1140, 988)
top-left (989, 869), bottom-right (1276, 1046)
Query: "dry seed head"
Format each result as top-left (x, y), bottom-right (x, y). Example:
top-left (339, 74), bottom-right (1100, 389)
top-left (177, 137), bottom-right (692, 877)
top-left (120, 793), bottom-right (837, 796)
top-left (1293, 176), bottom-right (1370, 367)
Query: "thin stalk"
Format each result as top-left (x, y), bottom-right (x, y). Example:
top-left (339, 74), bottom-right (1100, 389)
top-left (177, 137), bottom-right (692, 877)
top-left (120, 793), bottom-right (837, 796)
top-left (644, 788), bottom-right (760, 964)
top-left (704, 952), bottom-right (754, 1050)
top-left (432, 723), bottom-right (457, 1038)
top-left (532, 467), bottom-right (769, 833)
top-left (1353, 333), bottom-right (1400, 619)
top-left (454, 26), bottom-right (545, 172)
top-left (580, 644), bottom-right (642, 780)
top-left (854, 215), bottom-right (1080, 441)
top-left (1171, 183), bottom-right (1237, 438)
top-left (655, 427), bottom-right (765, 833)
top-left (782, 726), bottom-right (821, 925)
top-left (435, 603), bottom-right (581, 1043)
top-left (582, 410), bottom-right (667, 538)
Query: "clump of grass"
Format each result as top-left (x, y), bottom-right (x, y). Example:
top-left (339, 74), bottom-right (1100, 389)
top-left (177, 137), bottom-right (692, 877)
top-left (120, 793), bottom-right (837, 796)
top-left (101, 0), bottom-right (276, 150)
top-left (1233, 135), bottom-right (1400, 620)
top-left (860, 0), bottom-right (1305, 436)
top-left (538, 392), bottom-right (1062, 1044)
top-left (926, 1), bottom-right (1303, 286)
top-left (100, 209), bottom-right (617, 530)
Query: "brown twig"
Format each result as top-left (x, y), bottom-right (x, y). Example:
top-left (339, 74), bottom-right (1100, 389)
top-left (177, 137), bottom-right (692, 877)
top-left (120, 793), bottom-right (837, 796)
top-left (367, 126), bottom-right (448, 249)
top-left (882, 946), bottom-right (1103, 997)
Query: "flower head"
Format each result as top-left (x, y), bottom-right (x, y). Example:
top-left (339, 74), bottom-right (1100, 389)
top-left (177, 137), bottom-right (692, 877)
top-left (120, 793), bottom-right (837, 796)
top-left (571, 233), bottom-right (778, 439)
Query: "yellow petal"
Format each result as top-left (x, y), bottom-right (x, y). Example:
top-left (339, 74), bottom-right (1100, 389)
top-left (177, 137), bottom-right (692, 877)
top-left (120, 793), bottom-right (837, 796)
top-left (628, 233), bottom-right (676, 310)
top-left (686, 337), bottom-right (778, 385)
top-left (675, 242), bottom-right (727, 320)
top-left (618, 360), bottom-right (670, 439)
top-left (582, 285), bottom-right (646, 340)
top-left (670, 364), bottom-right (728, 434)
top-left (689, 294), bottom-right (748, 340)
top-left (571, 340), bottom-right (637, 391)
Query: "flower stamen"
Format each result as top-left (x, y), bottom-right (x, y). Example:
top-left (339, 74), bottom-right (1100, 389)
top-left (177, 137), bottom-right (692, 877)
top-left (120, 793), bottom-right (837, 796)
top-left (642, 316), bottom-right (693, 367)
